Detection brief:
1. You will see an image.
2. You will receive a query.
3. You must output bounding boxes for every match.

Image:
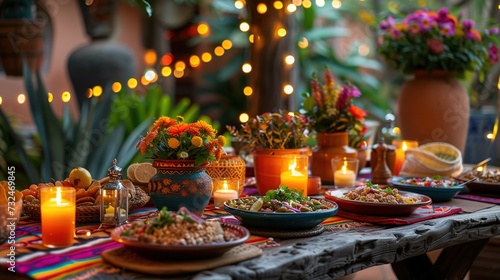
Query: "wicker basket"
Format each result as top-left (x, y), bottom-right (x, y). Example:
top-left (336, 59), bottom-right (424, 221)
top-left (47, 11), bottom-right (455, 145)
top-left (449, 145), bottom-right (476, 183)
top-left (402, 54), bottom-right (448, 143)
top-left (22, 186), bottom-right (150, 223)
top-left (206, 155), bottom-right (246, 195)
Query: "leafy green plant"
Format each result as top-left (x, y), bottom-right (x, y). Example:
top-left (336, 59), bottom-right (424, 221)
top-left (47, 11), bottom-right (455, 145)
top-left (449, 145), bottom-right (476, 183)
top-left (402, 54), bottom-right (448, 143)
top-left (227, 110), bottom-right (309, 150)
top-left (0, 59), bottom-right (150, 182)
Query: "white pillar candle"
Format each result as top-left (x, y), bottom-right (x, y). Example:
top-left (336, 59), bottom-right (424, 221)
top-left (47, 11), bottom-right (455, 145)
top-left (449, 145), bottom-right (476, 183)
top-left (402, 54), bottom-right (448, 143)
top-left (334, 167), bottom-right (356, 188)
top-left (214, 189), bottom-right (238, 208)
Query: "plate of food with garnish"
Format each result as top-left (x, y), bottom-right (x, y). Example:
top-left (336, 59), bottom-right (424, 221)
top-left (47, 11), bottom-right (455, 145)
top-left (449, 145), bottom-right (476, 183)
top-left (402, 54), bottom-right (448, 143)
top-left (324, 183), bottom-right (432, 216)
top-left (389, 176), bottom-right (468, 202)
top-left (110, 207), bottom-right (249, 259)
top-left (224, 186), bottom-right (338, 230)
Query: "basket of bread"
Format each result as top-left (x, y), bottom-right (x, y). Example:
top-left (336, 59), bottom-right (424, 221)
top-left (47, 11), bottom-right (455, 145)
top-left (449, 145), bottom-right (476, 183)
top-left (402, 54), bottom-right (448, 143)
top-left (22, 166), bottom-right (150, 223)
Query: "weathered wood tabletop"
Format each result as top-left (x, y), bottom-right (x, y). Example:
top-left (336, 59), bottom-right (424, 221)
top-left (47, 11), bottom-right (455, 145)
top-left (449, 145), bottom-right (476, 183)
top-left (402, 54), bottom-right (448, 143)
top-left (190, 204), bottom-right (500, 280)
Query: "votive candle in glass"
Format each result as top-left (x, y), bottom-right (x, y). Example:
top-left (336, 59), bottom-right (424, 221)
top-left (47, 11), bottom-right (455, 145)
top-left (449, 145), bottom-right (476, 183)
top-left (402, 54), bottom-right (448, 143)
top-left (280, 154), bottom-right (308, 196)
top-left (392, 140), bottom-right (419, 176)
top-left (332, 158), bottom-right (358, 188)
top-left (40, 186), bottom-right (76, 248)
top-left (213, 178), bottom-right (239, 209)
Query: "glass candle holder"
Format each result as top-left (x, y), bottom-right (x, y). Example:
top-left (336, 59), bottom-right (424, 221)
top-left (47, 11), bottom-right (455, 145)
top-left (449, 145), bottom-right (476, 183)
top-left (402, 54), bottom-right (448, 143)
top-left (40, 186), bottom-right (76, 248)
top-left (280, 154), bottom-right (309, 196)
top-left (392, 140), bottom-right (419, 176)
top-left (332, 158), bottom-right (359, 188)
top-left (213, 178), bottom-right (240, 209)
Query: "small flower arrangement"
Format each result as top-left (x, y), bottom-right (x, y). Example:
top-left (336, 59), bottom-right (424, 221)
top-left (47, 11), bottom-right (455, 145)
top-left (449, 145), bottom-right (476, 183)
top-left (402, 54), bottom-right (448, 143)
top-left (300, 67), bottom-right (366, 137)
top-left (227, 110), bottom-right (309, 150)
top-left (377, 7), bottom-right (499, 78)
top-left (136, 116), bottom-right (226, 167)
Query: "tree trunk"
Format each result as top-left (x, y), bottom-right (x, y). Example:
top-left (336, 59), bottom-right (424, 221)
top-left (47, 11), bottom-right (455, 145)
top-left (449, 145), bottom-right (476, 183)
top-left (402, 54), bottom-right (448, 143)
top-left (247, 1), bottom-right (296, 115)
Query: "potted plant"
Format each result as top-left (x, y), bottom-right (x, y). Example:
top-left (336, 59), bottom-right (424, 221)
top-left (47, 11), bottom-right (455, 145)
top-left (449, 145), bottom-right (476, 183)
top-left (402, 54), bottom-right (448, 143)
top-left (377, 7), bottom-right (499, 155)
top-left (136, 115), bottom-right (226, 216)
top-left (227, 110), bottom-right (310, 195)
top-left (300, 66), bottom-right (367, 184)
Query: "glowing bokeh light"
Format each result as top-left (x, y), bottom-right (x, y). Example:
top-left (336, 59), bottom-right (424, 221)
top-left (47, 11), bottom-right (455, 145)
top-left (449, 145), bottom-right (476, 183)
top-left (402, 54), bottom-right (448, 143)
top-left (243, 86), bottom-right (253, 96)
top-left (239, 113), bottom-right (249, 123)
top-left (242, 63), bottom-right (252, 73)
top-left (92, 86), bottom-right (103, 97)
top-left (112, 82), bottom-right (122, 93)
top-left (257, 3), bottom-right (267, 14)
top-left (48, 92), bottom-right (53, 102)
top-left (190, 55), bottom-right (201, 67)
top-left (144, 49), bottom-right (157, 66)
top-left (61, 91), bottom-right (71, 103)
top-left (284, 84), bottom-right (294, 94)
top-left (161, 66), bottom-right (172, 77)
top-left (197, 23), bottom-right (209, 36)
top-left (222, 39), bottom-right (233, 50)
top-left (285, 55), bottom-right (295, 65)
top-left (214, 46), bottom-right (225, 56)
top-left (128, 78), bottom-right (138, 89)
top-left (274, 1), bottom-right (283, 9)
top-left (240, 22), bottom-right (250, 32)
top-left (17, 94), bottom-right (25, 104)
top-left (201, 52), bottom-right (212, 62)
top-left (277, 28), bottom-right (287, 37)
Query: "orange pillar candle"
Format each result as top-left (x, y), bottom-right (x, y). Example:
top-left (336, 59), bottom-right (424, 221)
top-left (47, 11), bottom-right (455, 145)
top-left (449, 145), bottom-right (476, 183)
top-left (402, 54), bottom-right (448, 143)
top-left (40, 187), bottom-right (76, 248)
top-left (392, 140), bottom-right (419, 176)
top-left (280, 155), bottom-right (308, 196)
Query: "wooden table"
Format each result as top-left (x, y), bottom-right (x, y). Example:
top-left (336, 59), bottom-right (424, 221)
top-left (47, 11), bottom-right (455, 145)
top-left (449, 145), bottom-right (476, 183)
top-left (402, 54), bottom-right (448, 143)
top-left (192, 204), bottom-right (500, 280)
top-left (1, 200), bottom-right (499, 279)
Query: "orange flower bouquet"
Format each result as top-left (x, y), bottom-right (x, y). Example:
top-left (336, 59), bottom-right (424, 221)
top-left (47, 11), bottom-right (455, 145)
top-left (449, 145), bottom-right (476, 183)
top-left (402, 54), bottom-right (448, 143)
top-left (136, 116), bottom-right (226, 167)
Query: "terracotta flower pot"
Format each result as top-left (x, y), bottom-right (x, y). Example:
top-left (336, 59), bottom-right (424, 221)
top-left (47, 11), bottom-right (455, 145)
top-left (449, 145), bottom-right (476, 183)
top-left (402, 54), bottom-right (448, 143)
top-left (397, 71), bottom-right (469, 155)
top-left (310, 132), bottom-right (357, 185)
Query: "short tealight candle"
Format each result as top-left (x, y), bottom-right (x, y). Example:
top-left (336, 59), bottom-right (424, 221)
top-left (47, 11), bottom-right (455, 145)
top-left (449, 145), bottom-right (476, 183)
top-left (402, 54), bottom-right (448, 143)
top-left (332, 158), bottom-right (359, 188)
top-left (40, 187), bottom-right (76, 248)
top-left (213, 178), bottom-right (239, 208)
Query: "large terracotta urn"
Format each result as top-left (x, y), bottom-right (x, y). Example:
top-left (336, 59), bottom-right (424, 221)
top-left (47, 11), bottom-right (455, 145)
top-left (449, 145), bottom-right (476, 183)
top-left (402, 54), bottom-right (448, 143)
top-left (397, 71), bottom-right (469, 155)
top-left (148, 159), bottom-right (212, 216)
top-left (253, 147), bottom-right (310, 195)
top-left (310, 132), bottom-right (357, 185)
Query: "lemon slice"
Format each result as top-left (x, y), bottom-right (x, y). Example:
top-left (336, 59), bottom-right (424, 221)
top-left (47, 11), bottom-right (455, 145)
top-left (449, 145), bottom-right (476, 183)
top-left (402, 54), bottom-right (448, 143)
top-left (133, 162), bottom-right (157, 184)
top-left (126, 163), bottom-right (140, 182)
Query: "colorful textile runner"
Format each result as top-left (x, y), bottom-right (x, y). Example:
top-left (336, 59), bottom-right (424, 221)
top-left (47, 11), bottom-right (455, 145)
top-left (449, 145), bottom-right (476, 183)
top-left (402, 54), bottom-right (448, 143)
top-left (336, 205), bottom-right (462, 225)
top-left (1, 199), bottom-right (461, 279)
top-left (455, 193), bottom-right (500, 204)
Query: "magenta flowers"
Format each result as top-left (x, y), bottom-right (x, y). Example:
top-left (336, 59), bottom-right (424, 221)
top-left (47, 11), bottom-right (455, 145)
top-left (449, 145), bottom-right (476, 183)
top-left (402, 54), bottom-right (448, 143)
top-left (377, 7), bottom-right (499, 78)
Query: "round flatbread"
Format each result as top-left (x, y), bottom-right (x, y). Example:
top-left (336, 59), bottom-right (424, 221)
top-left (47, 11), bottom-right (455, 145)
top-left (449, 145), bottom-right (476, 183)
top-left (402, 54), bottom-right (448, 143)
top-left (133, 162), bottom-right (156, 184)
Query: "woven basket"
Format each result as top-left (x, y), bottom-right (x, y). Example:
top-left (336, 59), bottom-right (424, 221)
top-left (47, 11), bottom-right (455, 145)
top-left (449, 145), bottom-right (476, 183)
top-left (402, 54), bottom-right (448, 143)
top-left (22, 186), bottom-right (150, 223)
top-left (206, 155), bottom-right (246, 195)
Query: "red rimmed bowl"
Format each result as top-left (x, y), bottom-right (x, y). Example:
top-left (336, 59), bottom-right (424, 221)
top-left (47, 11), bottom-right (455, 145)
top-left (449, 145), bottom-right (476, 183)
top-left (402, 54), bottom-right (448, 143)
top-left (324, 188), bottom-right (432, 216)
top-left (110, 223), bottom-right (249, 259)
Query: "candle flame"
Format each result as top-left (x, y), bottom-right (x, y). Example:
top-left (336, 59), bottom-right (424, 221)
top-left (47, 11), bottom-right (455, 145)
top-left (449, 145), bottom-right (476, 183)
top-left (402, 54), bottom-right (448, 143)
top-left (223, 181), bottom-right (229, 190)
top-left (56, 188), bottom-right (62, 205)
top-left (402, 142), bottom-right (408, 151)
top-left (289, 159), bottom-right (303, 176)
top-left (341, 165), bottom-right (348, 174)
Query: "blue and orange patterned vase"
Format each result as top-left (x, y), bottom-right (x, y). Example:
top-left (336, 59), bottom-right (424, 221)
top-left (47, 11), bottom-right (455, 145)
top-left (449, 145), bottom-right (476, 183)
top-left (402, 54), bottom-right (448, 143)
top-left (148, 159), bottom-right (213, 216)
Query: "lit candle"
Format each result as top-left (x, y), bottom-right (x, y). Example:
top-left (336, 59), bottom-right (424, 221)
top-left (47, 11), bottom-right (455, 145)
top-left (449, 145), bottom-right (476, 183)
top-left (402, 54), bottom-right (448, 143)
top-left (334, 165), bottom-right (356, 188)
top-left (40, 187), bottom-right (76, 248)
top-left (393, 140), bottom-right (419, 176)
top-left (214, 180), bottom-right (238, 208)
top-left (280, 158), bottom-right (308, 196)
